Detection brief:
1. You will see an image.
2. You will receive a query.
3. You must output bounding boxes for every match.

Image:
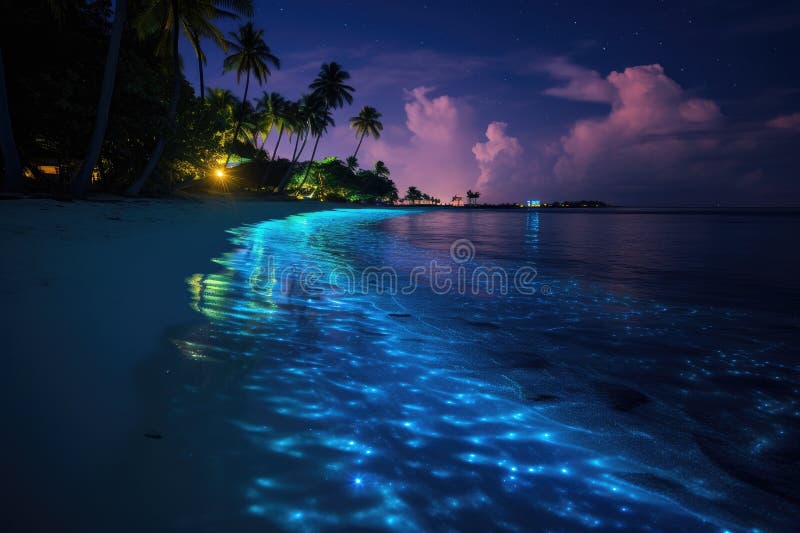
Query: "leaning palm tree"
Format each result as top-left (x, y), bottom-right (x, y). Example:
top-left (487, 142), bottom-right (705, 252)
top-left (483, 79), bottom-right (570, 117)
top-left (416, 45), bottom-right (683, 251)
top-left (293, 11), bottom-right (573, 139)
top-left (309, 62), bottom-right (355, 110)
top-left (269, 95), bottom-right (293, 159)
top-left (349, 106), bottom-right (383, 159)
top-left (254, 91), bottom-right (284, 152)
top-left (237, 100), bottom-right (260, 148)
top-left (184, 1), bottom-right (251, 101)
top-left (276, 96), bottom-right (315, 192)
top-left (125, 0), bottom-right (254, 195)
top-left (70, 0), bottom-right (127, 196)
top-left (0, 49), bottom-right (23, 192)
top-left (284, 99), bottom-right (307, 163)
top-left (222, 22), bottom-right (279, 167)
top-left (296, 96), bottom-right (335, 191)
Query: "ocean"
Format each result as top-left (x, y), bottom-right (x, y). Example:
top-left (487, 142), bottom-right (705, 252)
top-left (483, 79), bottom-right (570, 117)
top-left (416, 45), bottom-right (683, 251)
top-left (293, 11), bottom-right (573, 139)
top-left (127, 207), bottom-right (800, 531)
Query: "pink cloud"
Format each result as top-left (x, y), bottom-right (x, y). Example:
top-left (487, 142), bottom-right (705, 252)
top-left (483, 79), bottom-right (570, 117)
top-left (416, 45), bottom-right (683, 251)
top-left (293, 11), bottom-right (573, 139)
top-left (471, 122), bottom-right (525, 200)
top-left (404, 87), bottom-right (460, 143)
top-left (473, 122), bottom-right (523, 165)
top-left (767, 112), bottom-right (800, 129)
top-left (551, 64), bottom-right (724, 188)
top-left (679, 98), bottom-right (722, 123)
top-left (357, 87), bottom-right (480, 201)
top-left (539, 57), bottom-right (615, 103)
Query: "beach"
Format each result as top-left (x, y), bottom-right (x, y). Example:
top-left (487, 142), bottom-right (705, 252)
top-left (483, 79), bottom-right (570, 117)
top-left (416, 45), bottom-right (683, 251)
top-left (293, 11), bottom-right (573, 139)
top-left (0, 197), bottom-right (335, 530)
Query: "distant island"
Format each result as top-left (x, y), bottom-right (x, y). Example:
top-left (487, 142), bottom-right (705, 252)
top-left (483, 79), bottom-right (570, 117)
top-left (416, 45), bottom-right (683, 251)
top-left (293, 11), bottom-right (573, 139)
top-left (398, 197), bottom-right (613, 208)
top-left (536, 200), bottom-right (612, 208)
top-left (461, 201), bottom-right (613, 209)
top-left (397, 189), bottom-right (612, 208)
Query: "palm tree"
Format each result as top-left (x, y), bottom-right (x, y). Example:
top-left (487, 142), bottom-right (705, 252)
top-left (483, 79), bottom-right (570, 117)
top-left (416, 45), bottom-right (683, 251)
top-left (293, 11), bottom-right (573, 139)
top-left (206, 87), bottom-right (237, 114)
top-left (69, 0), bottom-right (127, 196)
top-left (276, 96), bottom-right (312, 191)
top-left (204, 87), bottom-right (237, 152)
top-left (223, 22), bottom-right (279, 167)
top-left (349, 106), bottom-right (383, 159)
top-left (0, 49), bottom-right (23, 192)
top-left (125, 0), bottom-right (253, 195)
top-left (237, 100), bottom-right (259, 148)
top-left (255, 91), bottom-right (284, 152)
top-left (346, 156), bottom-right (358, 171)
top-left (285, 62), bottom-right (352, 193)
top-left (270, 96), bottom-right (294, 160)
top-left (405, 186), bottom-right (423, 205)
top-left (296, 96), bottom-right (334, 191)
top-left (270, 106), bottom-right (289, 159)
top-left (374, 160), bottom-right (389, 178)
top-left (184, 1), bottom-right (251, 101)
top-left (309, 62), bottom-right (355, 109)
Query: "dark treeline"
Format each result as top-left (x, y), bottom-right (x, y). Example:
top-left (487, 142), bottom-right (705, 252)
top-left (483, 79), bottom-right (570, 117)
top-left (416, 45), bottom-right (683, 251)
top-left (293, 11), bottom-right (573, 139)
top-left (0, 0), bottom-right (396, 203)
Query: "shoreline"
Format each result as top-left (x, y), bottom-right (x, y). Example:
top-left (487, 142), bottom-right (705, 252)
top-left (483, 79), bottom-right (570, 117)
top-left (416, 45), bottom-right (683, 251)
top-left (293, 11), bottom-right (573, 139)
top-left (0, 197), bottom-right (341, 529)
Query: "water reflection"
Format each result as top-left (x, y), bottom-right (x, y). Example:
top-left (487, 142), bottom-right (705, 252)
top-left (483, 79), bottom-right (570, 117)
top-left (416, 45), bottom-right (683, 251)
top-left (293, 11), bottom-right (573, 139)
top-left (162, 209), bottom-right (798, 531)
top-left (525, 211), bottom-right (540, 253)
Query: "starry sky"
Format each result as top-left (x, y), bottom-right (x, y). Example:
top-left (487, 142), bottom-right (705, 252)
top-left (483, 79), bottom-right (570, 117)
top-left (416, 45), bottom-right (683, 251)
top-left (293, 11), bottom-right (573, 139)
top-left (183, 0), bottom-right (800, 206)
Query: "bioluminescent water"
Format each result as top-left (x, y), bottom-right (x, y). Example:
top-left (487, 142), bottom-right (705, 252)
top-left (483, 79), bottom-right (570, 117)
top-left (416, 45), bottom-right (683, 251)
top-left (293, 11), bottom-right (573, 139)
top-left (138, 208), bottom-right (798, 531)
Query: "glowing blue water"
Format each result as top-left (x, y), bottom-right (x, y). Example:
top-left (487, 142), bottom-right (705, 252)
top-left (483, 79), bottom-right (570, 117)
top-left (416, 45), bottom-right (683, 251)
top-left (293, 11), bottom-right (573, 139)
top-left (159, 208), bottom-right (798, 531)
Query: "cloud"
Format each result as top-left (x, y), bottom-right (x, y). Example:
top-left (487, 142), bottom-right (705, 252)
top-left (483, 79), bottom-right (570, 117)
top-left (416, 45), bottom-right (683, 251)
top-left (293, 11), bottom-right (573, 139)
top-left (250, 47), bottom-right (800, 206)
top-left (472, 122), bottom-right (526, 200)
top-left (767, 112), bottom-right (800, 129)
top-left (538, 57), bottom-right (615, 103)
top-left (404, 87), bottom-right (460, 143)
top-left (349, 50), bottom-right (491, 97)
top-left (546, 64), bottom-right (731, 198)
top-left (356, 87), bottom-right (480, 201)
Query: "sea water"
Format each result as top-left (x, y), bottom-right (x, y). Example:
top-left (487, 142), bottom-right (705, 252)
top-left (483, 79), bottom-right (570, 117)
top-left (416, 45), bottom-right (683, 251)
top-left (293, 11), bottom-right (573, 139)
top-left (139, 208), bottom-right (799, 531)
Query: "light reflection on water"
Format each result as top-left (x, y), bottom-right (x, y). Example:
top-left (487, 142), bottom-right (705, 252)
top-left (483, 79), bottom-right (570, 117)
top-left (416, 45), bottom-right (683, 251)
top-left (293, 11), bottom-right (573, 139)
top-left (167, 208), bottom-right (799, 531)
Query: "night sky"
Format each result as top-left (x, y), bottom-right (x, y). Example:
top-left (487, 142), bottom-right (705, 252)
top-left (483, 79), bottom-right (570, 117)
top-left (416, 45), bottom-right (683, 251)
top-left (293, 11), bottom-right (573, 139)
top-left (184, 1), bottom-right (800, 206)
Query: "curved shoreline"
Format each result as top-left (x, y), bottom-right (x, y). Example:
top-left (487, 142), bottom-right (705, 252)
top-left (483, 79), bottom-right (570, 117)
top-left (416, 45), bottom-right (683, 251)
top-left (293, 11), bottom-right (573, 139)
top-left (0, 198), bottom-right (341, 530)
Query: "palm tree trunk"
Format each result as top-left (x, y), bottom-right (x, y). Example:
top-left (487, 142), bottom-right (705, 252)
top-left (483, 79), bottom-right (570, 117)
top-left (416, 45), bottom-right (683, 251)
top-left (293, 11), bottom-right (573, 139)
top-left (126, 0), bottom-right (180, 196)
top-left (270, 125), bottom-right (284, 160)
top-left (291, 132), bottom-right (302, 161)
top-left (297, 134), bottom-right (320, 190)
top-left (353, 130), bottom-right (366, 159)
top-left (258, 126), bottom-right (271, 151)
top-left (0, 48), bottom-right (23, 193)
top-left (71, 0), bottom-right (126, 196)
top-left (187, 29), bottom-right (204, 101)
top-left (277, 133), bottom-right (307, 192)
top-left (225, 70), bottom-right (251, 167)
top-left (198, 51), bottom-right (205, 101)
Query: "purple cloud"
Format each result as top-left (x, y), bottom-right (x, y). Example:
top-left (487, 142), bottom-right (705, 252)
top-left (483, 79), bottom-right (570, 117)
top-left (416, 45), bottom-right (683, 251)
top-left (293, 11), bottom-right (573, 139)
top-left (767, 112), bottom-right (800, 129)
top-left (547, 64), bottom-right (732, 196)
top-left (357, 87), bottom-right (480, 201)
top-left (538, 56), bottom-right (616, 103)
top-left (472, 122), bottom-right (526, 202)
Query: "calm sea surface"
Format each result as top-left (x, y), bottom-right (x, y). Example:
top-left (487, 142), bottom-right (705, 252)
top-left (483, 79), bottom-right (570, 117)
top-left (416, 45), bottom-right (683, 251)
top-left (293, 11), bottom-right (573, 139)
top-left (117, 208), bottom-right (800, 531)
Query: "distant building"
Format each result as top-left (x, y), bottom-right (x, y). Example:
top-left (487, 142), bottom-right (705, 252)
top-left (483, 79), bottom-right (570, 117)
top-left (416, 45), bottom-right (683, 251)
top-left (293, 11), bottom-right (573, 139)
top-left (525, 200), bottom-right (541, 207)
top-left (451, 195), bottom-right (464, 206)
top-left (24, 159), bottom-right (101, 184)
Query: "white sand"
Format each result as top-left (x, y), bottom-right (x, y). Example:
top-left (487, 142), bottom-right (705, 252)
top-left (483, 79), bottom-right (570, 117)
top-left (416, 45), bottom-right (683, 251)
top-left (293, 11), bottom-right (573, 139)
top-left (0, 197), bottom-right (334, 527)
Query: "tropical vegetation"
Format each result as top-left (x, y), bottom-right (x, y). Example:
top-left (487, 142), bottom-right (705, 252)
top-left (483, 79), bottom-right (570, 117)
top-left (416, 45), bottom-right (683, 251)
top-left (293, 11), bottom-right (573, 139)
top-left (0, 0), bottom-right (397, 204)
top-left (404, 186), bottom-right (441, 205)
